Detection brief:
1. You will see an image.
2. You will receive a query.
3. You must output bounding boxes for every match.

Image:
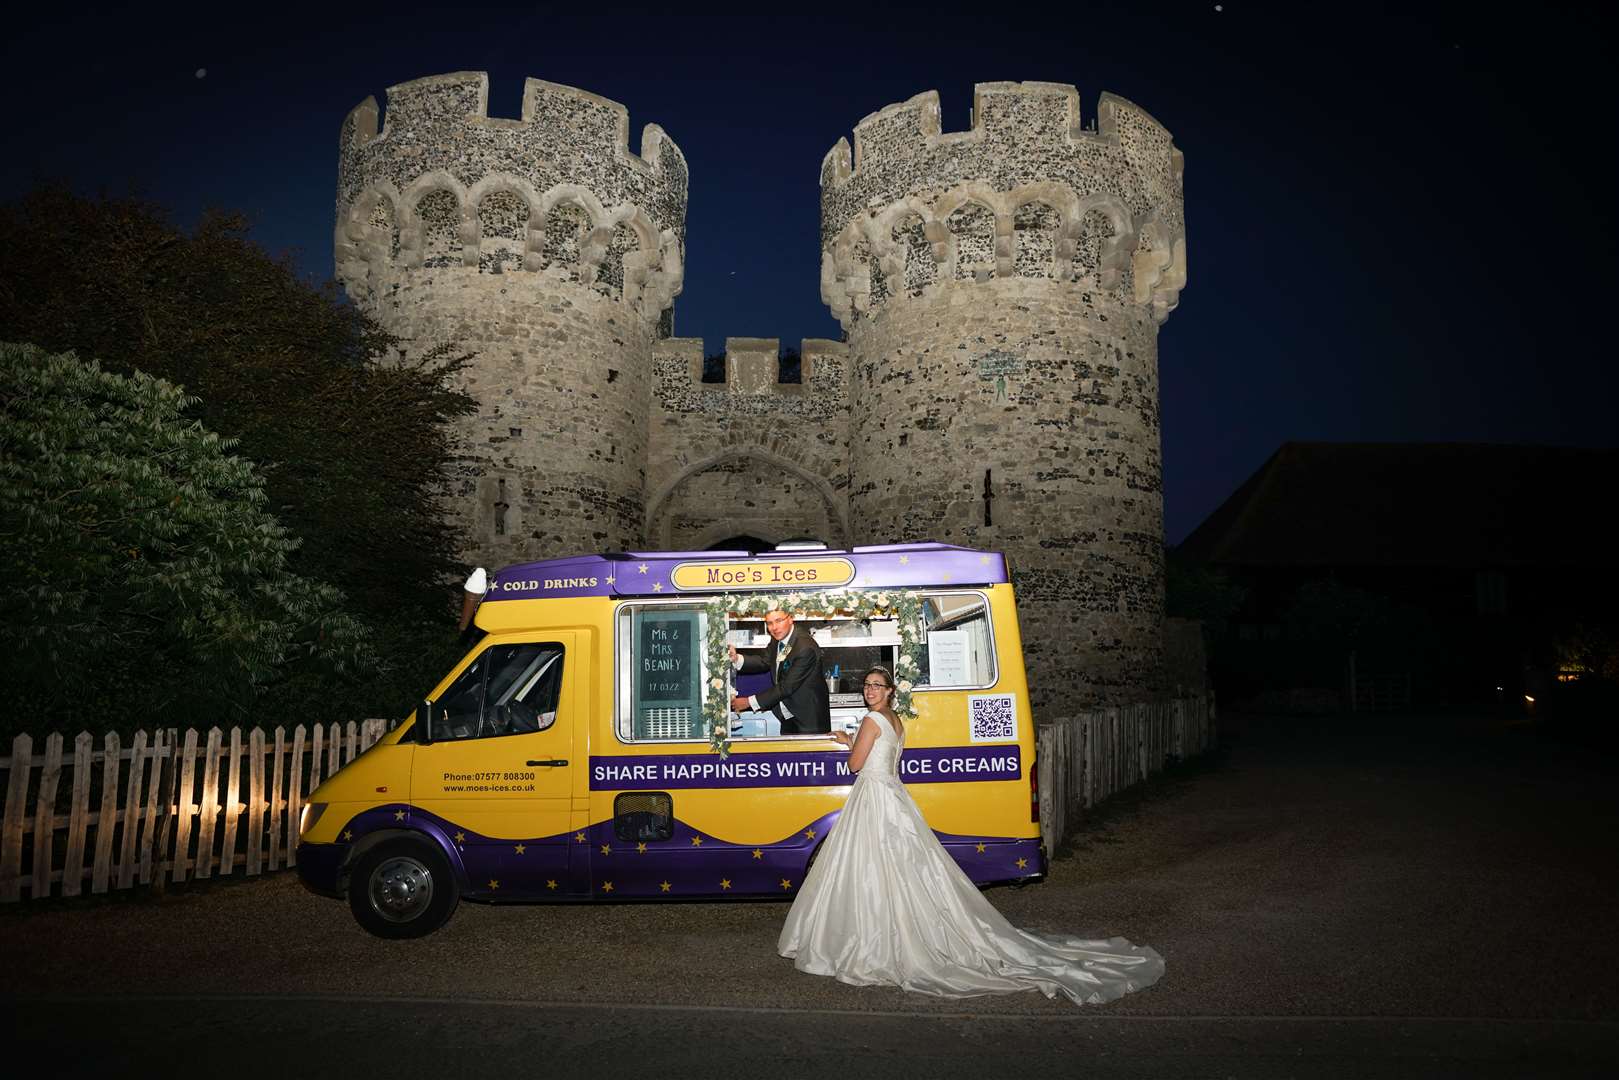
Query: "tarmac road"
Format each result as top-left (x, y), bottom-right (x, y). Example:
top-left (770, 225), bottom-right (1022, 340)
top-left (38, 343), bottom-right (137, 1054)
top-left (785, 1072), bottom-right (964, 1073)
top-left (5, 712), bottom-right (1617, 1077)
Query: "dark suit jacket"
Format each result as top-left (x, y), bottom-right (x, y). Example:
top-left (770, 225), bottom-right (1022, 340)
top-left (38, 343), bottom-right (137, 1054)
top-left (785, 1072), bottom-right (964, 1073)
top-left (738, 628), bottom-right (831, 734)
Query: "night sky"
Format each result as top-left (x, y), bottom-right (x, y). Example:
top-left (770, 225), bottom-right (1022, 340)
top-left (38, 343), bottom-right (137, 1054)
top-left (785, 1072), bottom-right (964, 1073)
top-left (4, 4), bottom-right (1612, 544)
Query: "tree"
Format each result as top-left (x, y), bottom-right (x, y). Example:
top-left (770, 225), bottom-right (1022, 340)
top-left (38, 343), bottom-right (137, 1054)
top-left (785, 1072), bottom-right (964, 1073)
top-left (0, 344), bottom-right (376, 735)
top-left (0, 185), bottom-right (476, 623)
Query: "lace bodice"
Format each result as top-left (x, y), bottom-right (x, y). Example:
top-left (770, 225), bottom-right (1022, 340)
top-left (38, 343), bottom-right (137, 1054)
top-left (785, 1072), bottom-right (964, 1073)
top-left (859, 711), bottom-right (905, 779)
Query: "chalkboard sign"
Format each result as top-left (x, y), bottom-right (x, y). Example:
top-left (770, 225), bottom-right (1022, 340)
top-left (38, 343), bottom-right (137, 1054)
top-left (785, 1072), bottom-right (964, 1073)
top-left (636, 610), bottom-right (700, 711)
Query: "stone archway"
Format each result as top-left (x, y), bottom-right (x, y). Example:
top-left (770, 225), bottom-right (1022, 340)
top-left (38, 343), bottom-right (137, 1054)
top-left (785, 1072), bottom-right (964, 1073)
top-left (646, 448), bottom-right (848, 552)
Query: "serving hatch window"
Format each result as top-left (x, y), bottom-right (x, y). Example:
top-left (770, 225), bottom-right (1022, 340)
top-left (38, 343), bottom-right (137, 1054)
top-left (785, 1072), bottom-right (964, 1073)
top-left (916, 592), bottom-right (996, 690)
top-left (616, 603), bottom-right (709, 742)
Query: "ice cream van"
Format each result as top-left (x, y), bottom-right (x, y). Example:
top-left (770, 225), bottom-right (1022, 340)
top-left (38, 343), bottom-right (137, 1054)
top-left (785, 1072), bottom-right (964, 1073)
top-left (296, 542), bottom-right (1043, 937)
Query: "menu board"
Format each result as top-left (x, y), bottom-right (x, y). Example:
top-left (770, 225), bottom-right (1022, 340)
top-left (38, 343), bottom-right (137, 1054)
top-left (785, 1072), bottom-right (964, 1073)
top-left (637, 610), bottom-right (700, 710)
top-left (927, 629), bottom-right (971, 687)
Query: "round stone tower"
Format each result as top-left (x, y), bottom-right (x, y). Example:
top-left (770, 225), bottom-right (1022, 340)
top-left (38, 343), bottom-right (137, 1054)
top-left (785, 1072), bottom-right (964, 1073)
top-left (820, 82), bottom-right (1186, 711)
top-left (335, 72), bottom-right (687, 568)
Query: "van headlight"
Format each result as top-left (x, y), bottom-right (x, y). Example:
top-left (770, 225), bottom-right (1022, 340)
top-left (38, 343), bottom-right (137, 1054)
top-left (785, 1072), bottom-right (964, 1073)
top-left (299, 802), bottom-right (327, 838)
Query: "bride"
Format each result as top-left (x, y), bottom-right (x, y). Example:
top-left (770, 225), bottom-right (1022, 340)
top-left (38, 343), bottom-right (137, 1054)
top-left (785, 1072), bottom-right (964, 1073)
top-left (778, 666), bottom-right (1165, 1004)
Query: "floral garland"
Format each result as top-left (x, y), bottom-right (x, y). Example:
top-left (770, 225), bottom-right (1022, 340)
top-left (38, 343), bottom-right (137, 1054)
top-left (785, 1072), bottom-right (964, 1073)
top-left (703, 590), bottom-right (925, 758)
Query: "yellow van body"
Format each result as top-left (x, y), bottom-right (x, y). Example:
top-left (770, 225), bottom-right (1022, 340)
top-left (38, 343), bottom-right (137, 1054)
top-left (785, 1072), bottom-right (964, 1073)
top-left (297, 543), bottom-right (1043, 936)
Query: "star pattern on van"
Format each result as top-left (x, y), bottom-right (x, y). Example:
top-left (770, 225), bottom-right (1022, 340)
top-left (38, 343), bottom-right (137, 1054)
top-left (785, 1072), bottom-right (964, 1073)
top-left (659, 881), bottom-right (671, 892)
top-left (605, 575), bottom-right (615, 585)
top-left (454, 831), bottom-right (466, 843)
top-left (393, 810), bottom-right (405, 821)
top-left (780, 878), bottom-right (793, 890)
top-left (941, 572), bottom-right (952, 582)
top-left (488, 879), bottom-right (500, 890)
top-left (601, 881), bottom-right (614, 892)
top-left (898, 555), bottom-right (910, 565)
top-left (652, 582), bottom-right (663, 592)
top-left (720, 878), bottom-right (732, 890)
top-left (690, 836), bottom-right (703, 846)
top-left (979, 555), bottom-right (991, 564)
top-left (975, 842), bottom-right (987, 853)
top-left (514, 843), bottom-right (525, 855)
top-left (1015, 857), bottom-right (1028, 869)
top-left (546, 879), bottom-right (558, 890)
top-left (804, 828), bottom-right (816, 840)
top-left (637, 563), bottom-right (649, 574)
top-left (636, 842), bottom-right (647, 853)
top-left (752, 848), bottom-right (763, 859)
top-left (342, 830), bottom-right (353, 841)
top-left (575, 831), bottom-right (586, 842)
top-left (600, 844), bottom-right (612, 856)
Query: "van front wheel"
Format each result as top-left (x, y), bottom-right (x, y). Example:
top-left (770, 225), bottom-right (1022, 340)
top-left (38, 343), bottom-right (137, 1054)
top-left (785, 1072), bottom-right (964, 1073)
top-left (348, 837), bottom-right (459, 939)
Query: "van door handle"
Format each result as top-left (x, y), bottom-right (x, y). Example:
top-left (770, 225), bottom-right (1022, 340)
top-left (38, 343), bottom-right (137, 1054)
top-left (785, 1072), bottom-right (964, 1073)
top-left (527, 759), bottom-right (568, 767)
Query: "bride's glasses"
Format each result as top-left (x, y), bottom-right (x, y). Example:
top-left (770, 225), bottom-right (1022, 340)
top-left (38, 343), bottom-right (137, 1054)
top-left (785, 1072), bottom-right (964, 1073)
top-left (863, 681), bottom-right (890, 690)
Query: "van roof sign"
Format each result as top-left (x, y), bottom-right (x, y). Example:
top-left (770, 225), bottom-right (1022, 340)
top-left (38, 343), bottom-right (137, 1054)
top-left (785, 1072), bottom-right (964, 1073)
top-left (485, 542), bottom-right (1009, 601)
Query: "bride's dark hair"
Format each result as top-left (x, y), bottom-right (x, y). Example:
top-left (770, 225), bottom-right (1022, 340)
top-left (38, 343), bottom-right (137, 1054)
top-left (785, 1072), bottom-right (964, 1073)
top-left (863, 665), bottom-right (895, 691)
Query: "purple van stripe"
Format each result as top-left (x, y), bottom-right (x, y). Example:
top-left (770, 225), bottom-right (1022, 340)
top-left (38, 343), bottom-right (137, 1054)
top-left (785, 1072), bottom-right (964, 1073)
top-left (589, 745), bottom-right (1021, 790)
top-left (484, 542), bottom-right (1008, 602)
top-left (331, 804), bottom-right (1040, 900)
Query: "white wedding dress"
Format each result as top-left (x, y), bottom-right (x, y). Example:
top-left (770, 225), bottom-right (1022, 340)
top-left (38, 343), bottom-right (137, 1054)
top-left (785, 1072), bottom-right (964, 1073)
top-left (779, 711), bottom-right (1164, 1004)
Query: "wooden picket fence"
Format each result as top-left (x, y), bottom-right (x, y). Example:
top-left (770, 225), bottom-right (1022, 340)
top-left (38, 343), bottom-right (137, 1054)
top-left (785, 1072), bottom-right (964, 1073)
top-left (2, 695), bottom-right (1214, 903)
top-left (1036, 693), bottom-right (1217, 853)
top-left (0, 719), bottom-right (392, 903)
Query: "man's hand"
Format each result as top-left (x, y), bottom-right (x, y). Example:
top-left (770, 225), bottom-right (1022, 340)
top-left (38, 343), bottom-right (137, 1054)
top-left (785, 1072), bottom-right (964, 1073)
top-left (730, 695), bottom-right (750, 712)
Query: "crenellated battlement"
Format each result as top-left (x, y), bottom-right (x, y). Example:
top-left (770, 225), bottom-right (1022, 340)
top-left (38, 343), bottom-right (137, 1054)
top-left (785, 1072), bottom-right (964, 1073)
top-left (334, 72), bottom-right (687, 325)
top-left (820, 82), bottom-right (1174, 192)
top-left (653, 337), bottom-right (848, 399)
top-left (818, 82), bottom-right (1185, 329)
top-left (340, 72), bottom-right (685, 183)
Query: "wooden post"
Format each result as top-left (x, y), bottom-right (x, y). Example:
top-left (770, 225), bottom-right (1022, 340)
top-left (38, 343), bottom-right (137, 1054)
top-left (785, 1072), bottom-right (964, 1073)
top-left (91, 732), bottom-right (121, 894)
top-left (62, 732), bottom-right (94, 897)
top-left (170, 729), bottom-right (199, 884)
top-left (308, 723), bottom-right (324, 795)
top-left (1, 734), bottom-right (32, 902)
top-left (31, 733), bottom-right (64, 900)
top-left (193, 728), bottom-right (223, 880)
top-left (267, 726), bottom-right (286, 872)
top-left (148, 729), bottom-right (178, 894)
top-left (219, 727), bottom-right (243, 877)
top-left (117, 731), bottom-right (148, 890)
top-left (286, 725), bottom-right (306, 868)
top-left (325, 722), bottom-right (339, 780)
top-left (136, 731), bottom-right (164, 885)
top-left (246, 727), bottom-right (265, 877)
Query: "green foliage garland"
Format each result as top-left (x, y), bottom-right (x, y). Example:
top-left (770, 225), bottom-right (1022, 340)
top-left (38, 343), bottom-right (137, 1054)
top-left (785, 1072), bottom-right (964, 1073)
top-left (701, 590), bottom-right (925, 758)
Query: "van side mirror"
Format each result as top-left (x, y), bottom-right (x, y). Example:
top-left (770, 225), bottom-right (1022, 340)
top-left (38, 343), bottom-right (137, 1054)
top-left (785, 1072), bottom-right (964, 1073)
top-left (416, 699), bottom-right (435, 745)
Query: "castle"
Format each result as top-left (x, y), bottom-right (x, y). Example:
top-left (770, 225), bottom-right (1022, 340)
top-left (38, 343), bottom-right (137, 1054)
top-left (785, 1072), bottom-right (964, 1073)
top-left (334, 72), bottom-right (1186, 713)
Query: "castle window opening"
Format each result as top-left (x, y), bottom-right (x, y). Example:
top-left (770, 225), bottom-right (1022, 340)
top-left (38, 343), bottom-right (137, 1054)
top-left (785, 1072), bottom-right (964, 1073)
top-left (416, 189), bottom-right (460, 269)
top-left (495, 478), bottom-right (509, 537)
top-left (949, 202), bottom-right (996, 281)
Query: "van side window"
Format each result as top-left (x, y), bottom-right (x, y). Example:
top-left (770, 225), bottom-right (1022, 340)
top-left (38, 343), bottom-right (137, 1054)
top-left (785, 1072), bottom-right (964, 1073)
top-left (431, 643), bottom-right (564, 742)
top-left (617, 606), bottom-right (707, 741)
top-left (917, 593), bottom-right (996, 689)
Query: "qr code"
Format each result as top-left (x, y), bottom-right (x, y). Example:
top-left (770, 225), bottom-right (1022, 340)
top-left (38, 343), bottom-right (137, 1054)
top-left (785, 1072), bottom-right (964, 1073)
top-left (968, 694), bottom-right (1017, 743)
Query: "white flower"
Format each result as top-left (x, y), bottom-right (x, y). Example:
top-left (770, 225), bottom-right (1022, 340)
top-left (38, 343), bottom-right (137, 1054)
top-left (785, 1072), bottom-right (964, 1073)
top-left (898, 655), bottom-right (917, 669)
top-left (897, 679), bottom-right (913, 692)
top-left (710, 677), bottom-right (725, 690)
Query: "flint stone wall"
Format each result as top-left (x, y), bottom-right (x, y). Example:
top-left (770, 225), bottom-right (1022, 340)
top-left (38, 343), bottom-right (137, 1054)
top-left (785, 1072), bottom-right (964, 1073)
top-left (333, 74), bottom-right (1188, 710)
top-left (646, 338), bottom-right (851, 550)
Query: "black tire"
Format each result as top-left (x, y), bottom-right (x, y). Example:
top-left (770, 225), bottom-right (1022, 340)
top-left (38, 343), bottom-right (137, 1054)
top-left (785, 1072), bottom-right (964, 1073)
top-left (347, 836), bottom-right (460, 939)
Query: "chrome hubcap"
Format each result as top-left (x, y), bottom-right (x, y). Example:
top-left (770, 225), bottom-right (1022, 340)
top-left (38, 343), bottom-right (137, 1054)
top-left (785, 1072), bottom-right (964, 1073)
top-left (368, 855), bottom-right (434, 923)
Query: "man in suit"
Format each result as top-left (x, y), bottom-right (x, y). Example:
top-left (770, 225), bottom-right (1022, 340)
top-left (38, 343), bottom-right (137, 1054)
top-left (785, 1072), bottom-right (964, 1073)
top-left (728, 608), bottom-right (831, 735)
